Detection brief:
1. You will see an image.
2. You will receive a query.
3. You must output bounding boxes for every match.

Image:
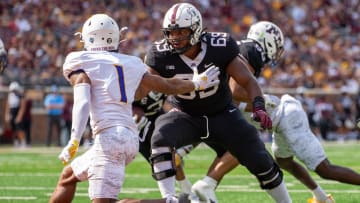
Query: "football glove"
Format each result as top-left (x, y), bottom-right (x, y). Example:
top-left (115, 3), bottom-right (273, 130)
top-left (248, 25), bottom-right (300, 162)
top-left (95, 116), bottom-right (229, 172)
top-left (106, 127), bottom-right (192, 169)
top-left (58, 138), bottom-right (80, 165)
top-left (192, 65), bottom-right (220, 90)
top-left (251, 96), bottom-right (272, 130)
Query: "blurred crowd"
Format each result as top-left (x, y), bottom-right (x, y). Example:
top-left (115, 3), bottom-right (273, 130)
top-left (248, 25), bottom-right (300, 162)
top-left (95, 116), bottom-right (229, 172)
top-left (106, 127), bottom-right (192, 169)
top-left (0, 0), bottom-right (359, 142)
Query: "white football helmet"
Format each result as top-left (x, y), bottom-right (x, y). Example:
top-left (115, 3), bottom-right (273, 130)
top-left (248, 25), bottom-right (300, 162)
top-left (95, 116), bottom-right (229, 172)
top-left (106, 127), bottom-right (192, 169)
top-left (162, 3), bottom-right (203, 53)
top-left (78, 14), bottom-right (120, 51)
top-left (247, 21), bottom-right (284, 65)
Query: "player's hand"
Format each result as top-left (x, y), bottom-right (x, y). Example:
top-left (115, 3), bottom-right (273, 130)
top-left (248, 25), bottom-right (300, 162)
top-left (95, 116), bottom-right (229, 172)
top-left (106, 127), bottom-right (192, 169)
top-left (58, 138), bottom-right (80, 165)
top-left (252, 96), bottom-right (272, 130)
top-left (252, 109), bottom-right (272, 130)
top-left (192, 66), bottom-right (220, 90)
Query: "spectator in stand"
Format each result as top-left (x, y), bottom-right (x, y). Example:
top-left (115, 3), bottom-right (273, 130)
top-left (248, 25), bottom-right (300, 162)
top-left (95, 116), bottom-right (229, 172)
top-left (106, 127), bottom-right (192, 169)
top-left (44, 85), bottom-right (65, 146)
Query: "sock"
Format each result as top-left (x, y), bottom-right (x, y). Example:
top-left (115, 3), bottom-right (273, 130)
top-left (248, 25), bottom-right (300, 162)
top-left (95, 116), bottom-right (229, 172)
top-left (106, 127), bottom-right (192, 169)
top-left (157, 176), bottom-right (176, 198)
top-left (177, 178), bottom-right (192, 194)
top-left (152, 148), bottom-right (176, 198)
top-left (265, 180), bottom-right (292, 203)
top-left (203, 176), bottom-right (218, 189)
top-left (311, 185), bottom-right (328, 201)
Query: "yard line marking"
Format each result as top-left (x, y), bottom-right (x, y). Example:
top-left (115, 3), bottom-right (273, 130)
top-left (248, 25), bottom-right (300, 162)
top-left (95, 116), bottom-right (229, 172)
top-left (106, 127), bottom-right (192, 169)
top-left (0, 186), bottom-right (53, 190)
top-left (0, 196), bottom-right (36, 200)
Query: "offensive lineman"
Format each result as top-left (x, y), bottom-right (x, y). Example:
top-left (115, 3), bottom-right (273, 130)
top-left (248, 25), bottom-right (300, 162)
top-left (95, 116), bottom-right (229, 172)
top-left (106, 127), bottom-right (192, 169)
top-left (145, 3), bottom-right (291, 203)
top-left (49, 13), bottom-right (219, 203)
top-left (192, 21), bottom-right (360, 203)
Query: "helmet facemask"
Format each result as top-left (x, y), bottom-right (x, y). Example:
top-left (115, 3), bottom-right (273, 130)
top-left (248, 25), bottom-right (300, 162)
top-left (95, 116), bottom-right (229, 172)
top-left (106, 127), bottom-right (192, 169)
top-left (162, 27), bottom-right (194, 54)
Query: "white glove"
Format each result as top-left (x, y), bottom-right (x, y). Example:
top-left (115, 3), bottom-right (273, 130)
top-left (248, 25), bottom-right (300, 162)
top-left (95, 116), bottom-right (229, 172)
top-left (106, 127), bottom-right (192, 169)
top-left (58, 138), bottom-right (80, 165)
top-left (192, 65), bottom-right (220, 90)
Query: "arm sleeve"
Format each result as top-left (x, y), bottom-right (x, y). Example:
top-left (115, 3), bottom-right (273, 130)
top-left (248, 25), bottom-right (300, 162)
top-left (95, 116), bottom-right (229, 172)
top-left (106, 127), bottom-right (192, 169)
top-left (70, 83), bottom-right (91, 141)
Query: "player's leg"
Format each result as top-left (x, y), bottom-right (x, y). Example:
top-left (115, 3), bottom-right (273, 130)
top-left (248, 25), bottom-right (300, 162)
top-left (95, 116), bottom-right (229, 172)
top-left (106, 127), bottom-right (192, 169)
top-left (275, 156), bottom-right (331, 202)
top-left (211, 107), bottom-right (291, 203)
top-left (49, 144), bottom-right (93, 203)
top-left (117, 193), bottom-right (191, 203)
top-left (192, 151), bottom-right (238, 203)
top-left (49, 165), bottom-right (79, 203)
top-left (175, 144), bottom-right (199, 194)
top-left (315, 159), bottom-right (360, 185)
top-left (89, 126), bottom-right (138, 203)
top-left (150, 111), bottom-right (201, 199)
top-left (275, 156), bottom-right (318, 189)
top-left (277, 103), bottom-right (332, 202)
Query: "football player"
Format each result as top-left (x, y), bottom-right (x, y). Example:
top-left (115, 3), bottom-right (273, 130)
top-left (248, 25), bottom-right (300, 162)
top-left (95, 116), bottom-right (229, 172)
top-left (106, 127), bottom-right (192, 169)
top-left (49, 13), bottom-right (219, 203)
top-left (0, 37), bottom-right (8, 73)
top-left (132, 92), bottom-right (194, 194)
top-left (192, 21), bottom-right (360, 203)
top-left (144, 3), bottom-right (291, 203)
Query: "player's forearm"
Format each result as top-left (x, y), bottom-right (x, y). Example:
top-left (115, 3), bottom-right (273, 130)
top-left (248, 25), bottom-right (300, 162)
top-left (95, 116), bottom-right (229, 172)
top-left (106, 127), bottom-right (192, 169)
top-left (160, 78), bottom-right (195, 95)
top-left (70, 83), bottom-right (91, 141)
top-left (243, 79), bottom-right (264, 102)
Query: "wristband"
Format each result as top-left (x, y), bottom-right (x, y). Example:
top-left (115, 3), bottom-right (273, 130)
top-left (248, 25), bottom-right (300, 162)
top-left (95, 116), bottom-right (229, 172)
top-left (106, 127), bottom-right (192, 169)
top-left (252, 96), bottom-right (266, 112)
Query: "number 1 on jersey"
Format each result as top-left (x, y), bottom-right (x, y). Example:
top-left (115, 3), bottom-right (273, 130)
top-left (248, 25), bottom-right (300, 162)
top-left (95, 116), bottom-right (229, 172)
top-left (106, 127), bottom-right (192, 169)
top-left (114, 65), bottom-right (127, 103)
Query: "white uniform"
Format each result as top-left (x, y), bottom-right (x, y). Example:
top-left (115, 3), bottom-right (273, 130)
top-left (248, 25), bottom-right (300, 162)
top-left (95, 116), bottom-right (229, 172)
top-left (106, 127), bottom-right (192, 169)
top-left (241, 94), bottom-right (326, 171)
top-left (63, 51), bottom-right (147, 200)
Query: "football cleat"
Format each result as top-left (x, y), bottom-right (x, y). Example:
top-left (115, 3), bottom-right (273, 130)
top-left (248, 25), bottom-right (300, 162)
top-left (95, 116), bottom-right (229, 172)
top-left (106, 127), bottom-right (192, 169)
top-left (178, 193), bottom-right (191, 203)
top-left (191, 179), bottom-right (218, 203)
top-left (187, 192), bottom-right (204, 203)
top-left (307, 194), bottom-right (335, 203)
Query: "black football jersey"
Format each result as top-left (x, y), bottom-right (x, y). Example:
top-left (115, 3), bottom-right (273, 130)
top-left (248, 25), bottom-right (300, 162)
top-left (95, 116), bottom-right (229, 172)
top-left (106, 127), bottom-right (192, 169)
top-left (145, 32), bottom-right (239, 116)
top-left (133, 91), bottom-right (166, 121)
top-left (237, 39), bottom-right (268, 78)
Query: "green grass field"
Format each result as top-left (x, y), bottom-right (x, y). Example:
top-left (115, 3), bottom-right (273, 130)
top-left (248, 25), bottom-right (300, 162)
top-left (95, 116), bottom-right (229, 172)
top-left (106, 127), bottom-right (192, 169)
top-left (0, 142), bottom-right (360, 203)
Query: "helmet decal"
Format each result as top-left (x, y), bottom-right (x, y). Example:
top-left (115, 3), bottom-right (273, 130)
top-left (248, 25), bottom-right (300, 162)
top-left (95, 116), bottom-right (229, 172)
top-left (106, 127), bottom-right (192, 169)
top-left (170, 4), bottom-right (180, 25)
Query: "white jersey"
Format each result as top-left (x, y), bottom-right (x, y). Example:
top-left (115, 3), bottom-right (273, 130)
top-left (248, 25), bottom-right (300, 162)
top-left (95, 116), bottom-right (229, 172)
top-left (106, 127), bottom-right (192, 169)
top-left (270, 94), bottom-right (326, 170)
top-left (63, 51), bottom-right (147, 134)
top-left (239, 94), bottom-right (326, 170)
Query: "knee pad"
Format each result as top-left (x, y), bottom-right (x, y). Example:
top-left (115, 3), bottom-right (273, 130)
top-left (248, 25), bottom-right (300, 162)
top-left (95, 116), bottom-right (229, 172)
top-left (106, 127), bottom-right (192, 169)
top-left (150, 147), bottom-right (176, 180)
top-left (255, 163), bottom-right (283, 190)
